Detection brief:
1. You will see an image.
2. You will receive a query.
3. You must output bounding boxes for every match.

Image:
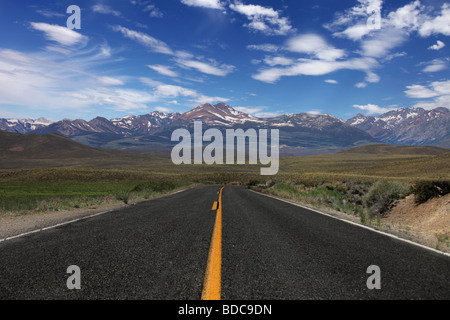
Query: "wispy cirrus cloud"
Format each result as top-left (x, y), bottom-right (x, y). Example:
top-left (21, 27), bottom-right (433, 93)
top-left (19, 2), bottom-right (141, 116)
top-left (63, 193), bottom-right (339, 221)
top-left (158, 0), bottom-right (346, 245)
top-left (92, 4), bottom-right (121, 16)
top-left (147, 65), bottom-right (179, 77)
top-left (140, 77), bottom-right (229, 105)
top-left (35, 9), bottom-right (65, 18)
top-left (112, 25), bottom-right (235, 77)
top-left (0, 48), bottom-right (155, 117)
top-left (175, 59), bottom-right (235, 76)
top-left (30, 22), bottom-right (87, 47)
top-left (111, 25), bottom-right (174, 55)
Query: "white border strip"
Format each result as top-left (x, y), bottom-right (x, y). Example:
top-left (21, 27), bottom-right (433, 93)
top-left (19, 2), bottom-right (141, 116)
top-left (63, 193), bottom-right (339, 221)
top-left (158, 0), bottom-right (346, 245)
top-left (249, 189), bottom-right (450, 258)
top-left (0, 187), bottom-right (190, 244)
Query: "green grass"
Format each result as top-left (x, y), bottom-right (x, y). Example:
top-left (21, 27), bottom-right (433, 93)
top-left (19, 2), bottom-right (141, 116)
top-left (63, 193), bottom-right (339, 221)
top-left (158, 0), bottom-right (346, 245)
top-left (0, 147), bottom-right (448, 215)
top-left (436, 233), bottom-right (450, 250)
top-left (0, 179), bottom-right (188, 215)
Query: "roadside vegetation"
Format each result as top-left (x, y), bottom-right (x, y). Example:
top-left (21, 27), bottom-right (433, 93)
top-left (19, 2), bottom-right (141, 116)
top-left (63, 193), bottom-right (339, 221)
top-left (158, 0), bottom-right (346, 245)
top-left (0, 168), bottom-right (190, 216)
top-left (0, 148), bottom-right (448, 225)
top-left (249, 179), bottom-right (448, 222)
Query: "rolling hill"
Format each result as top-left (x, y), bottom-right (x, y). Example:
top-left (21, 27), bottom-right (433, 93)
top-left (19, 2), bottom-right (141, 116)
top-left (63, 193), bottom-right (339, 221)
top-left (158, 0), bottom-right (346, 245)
top-left (0, 130), bottom-right (117, 159)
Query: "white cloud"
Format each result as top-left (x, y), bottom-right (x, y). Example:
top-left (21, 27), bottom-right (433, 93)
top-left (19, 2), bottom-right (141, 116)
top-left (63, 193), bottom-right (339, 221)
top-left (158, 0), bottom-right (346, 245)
top-left (353, 104), bottom-right (397, 115)
top-left (334, 23), bottom-right (371, 41)
top-left (154, 84), bottom-right (198, 97)
top-left (263, 56), bottom-right (294, 67)
top-left (386, 0), bottom-right (422, 31)
top-left (113, 25), bottom-right (233, 78)
top-left (112, 25), bottom-right (174, 55)
top-left (359, 28), bottom-right (406, 58)
top-left (329, 1), bottom-right (450, 41)
top-left (247, 44), bottom-right (279, 52)
top-left (413, 95), bottom-right (450, 110)
top-left (147, 65), bottom-right (179, 77)
top-left (92, 4), bottom-right (121, 16)
top-left (143, 4), bottom-right (164, 18)
top-left (75, 88), bottom-right (157, 112)
top-left (405, 80), bottom-right (450, 110)
top-left (428, 40), bottom-right (446, 50)
top-left (365, 71), bottom-right (380, 83)
top-left (97, 76), bottom-right (124, 86)
top-left (418, 3), bottom-right (450, 37)
top-left (140, 77), bottom-right (229, 105)
top-left (325, 0), bottom-right (383, 40)
top-left (385, 1), bottom-right (450, 38)
top-left (325, 79), bottom-right (338, 84)
top-left (0, 48), bottom-right (158, 114)
top-left (405, 80), bottom-right (450, 99)
top-left (229, 2), bottom-right (293, 35)
top-left (154, 106), bottom-right (172, 113)
top-left (45, 46), bottom-right (72, 55)
top-left (405, 85), bottom-right (440, 99)
top-left (30, 22), bottom-right (87, 47)
top-left (234, 106), bottom-right (264, 114)
top-left (286, 34), bottom-right (346, 61)
top-left (383, 51), bottom-right (407, 62)
top-left (422, 59), bottom-right (448, 73)
top-left (306, 109), bottom-right (322, 115)
top-left (181, 0), bottom-right (224, 10)
top-left (35, 9), bottom-right (66, 18)
top-left (234, 106), bottom-right (283, 118)
top-left (253, 57), bottom-right (379, 83)
top-left (175, 59), bottom-right (235, 76)
top-left (355, 82), bottom-right (368, 88)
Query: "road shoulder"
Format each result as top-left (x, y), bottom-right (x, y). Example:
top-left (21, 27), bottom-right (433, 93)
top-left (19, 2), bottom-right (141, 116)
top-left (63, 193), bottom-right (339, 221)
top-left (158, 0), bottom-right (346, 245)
top-left (0, 186), bottom-right (192, 241)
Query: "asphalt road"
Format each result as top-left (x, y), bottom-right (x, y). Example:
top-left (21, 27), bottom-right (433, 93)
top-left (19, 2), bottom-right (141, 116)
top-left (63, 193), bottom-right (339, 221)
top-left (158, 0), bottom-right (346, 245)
top-left (0, 185), bottom-right (449, 300)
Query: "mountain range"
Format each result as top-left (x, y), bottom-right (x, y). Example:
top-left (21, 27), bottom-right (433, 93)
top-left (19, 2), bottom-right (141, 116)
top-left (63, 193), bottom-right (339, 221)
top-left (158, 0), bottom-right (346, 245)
top-left (346, 107), bottom-right (450, 148)
top-left (0, 103), bottom-right (448, 155)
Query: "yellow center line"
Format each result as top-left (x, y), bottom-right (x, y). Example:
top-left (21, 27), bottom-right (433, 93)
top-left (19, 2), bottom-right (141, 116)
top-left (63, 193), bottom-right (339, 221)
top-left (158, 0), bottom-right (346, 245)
top-left (202, 186), bottom-right (224, 300)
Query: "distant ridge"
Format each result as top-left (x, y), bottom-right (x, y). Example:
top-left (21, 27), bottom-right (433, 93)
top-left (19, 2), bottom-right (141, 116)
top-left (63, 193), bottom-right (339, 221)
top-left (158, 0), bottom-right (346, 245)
top-left (0, 130), bottom-right (113, 159)
top-left (340, 144), bottom-right (449, 156)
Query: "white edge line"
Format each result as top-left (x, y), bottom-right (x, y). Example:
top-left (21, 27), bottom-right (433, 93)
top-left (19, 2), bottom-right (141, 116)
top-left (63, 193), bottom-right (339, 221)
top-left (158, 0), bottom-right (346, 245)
top-left (0, 187), bottom-right (191, 244)
top-left (249, 189), bottom-right (450, 258)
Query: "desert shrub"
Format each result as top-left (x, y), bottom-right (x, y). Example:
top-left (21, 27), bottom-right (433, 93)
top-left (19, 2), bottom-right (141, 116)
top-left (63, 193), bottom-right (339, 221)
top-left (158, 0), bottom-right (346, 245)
top-left (364, 181), bottom-right (410, 215)
top-left (131, 181), bottom-right (176, 193)
top-left (273, 182), bottom-right (299, 194)
top-left (247, 180), bottom-right (259, 187)
top-left (115, 190), bottom-right (131, 204)
top-left (412, 181), bottom-right (450, 204)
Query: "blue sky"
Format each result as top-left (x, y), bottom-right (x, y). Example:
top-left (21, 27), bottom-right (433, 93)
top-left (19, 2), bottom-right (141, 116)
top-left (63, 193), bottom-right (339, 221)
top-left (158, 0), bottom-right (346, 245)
top-left (0, 0), bottom-right (449, 121)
